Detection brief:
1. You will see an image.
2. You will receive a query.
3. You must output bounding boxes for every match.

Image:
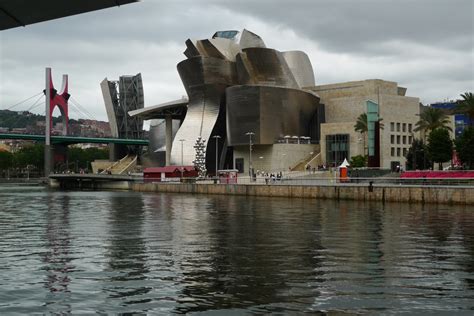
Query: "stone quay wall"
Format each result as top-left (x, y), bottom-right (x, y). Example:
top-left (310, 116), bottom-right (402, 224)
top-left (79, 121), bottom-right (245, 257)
top-left (131, 183), bottom-right (474, 205)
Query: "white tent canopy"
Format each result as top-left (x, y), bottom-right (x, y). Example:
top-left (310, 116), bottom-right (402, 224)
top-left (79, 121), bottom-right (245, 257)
top-left (338, 158), bottom-right (350, 168)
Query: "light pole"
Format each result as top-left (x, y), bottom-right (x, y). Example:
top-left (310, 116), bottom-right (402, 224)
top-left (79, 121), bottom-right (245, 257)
top-left (245, 132), bottom-right (254, 179)
top-left (212, 135), bottom-right (221, 177)
top-left (179, 139), bottom-right (185, 179)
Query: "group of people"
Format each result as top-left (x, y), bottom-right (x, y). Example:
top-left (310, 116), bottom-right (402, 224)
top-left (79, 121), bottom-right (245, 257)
top-left (264, 172), bottom-right (283, 184)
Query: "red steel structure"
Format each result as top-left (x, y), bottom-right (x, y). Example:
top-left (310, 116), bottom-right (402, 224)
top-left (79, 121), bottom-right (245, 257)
top-left (45, 68), bottom-right (69, 136)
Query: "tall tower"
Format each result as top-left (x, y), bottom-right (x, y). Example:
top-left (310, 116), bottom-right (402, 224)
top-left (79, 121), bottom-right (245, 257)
top-left (101, 73), bottom-right (144, 160)
top-left (44, 67), bottom-right (70, 175)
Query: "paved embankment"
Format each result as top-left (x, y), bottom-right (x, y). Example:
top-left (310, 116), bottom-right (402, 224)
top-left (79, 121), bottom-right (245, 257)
top-left (131, 182), bottom-right (474, 205)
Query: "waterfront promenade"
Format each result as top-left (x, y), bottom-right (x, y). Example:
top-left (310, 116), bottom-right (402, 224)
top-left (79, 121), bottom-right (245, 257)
top-left (131, 181), bottom-right (474, 205)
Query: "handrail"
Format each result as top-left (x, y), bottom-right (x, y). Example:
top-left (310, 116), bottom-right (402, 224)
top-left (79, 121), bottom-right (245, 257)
top-left (100, 154), bottom-right (130, 174)
top-left (304, 152), bottom-right (321, 170)
top-left (118, 155), bottom-right (137, 174)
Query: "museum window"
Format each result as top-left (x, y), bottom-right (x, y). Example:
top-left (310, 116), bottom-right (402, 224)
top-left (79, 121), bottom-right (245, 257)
top-left (408, 136), bottom-right (413, 144)
top-left (408, 123), bottom-right (412, 133)
top-left (403, 148), bottom-right (407, 156)
top-left (391, 147), bottom-right (395, 156)
top-left (402, 123), bottom-right (406, 132)
top-left (235, 158), bottom-right (244, 173)
top-left (390, 122), bottom-right (394, 132)
top-left (391, 135), bottom-right (395, 144)
top-left (397, 135), bottom-right (400, 144)
top-left (397, 148), bottom-right (401, 157)
top-left (326, 134), bottom-right (349, 167)
top-left (396, 123), bottom-right (400, 132)
top-left (403, 136), bottom-right (406, 144)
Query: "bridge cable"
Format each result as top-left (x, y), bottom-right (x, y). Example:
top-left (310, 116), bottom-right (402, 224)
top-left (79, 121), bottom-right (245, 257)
top-left (0, 94), bottom-right (44, 130)
top-left (69, 96), bottom-right (98, 121)
top-left (1, 92), bottom-right (43, 111)
top-left (68, 101), bottom-right (95, 121)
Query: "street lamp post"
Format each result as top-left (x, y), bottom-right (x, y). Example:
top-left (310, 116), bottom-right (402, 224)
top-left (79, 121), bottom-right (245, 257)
top-left (179, 139), bottom-right (185, 179)
top-left (245, 132), bottom-right (255, 179)
top-left (212, 135), bottom-right (221, 177)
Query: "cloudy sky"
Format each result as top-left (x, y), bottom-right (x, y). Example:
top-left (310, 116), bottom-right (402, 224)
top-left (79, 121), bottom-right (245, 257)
top-left (0, 0), bottom-right (472, 122)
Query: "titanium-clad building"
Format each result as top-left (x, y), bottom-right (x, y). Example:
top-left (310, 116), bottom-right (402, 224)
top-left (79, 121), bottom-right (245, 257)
top-left (131, 30), bottom-right (325, 174)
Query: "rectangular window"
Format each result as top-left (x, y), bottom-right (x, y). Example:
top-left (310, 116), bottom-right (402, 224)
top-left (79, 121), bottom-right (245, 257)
top-left (408, 136), bottom-right (413, 144)
top-left (397, 135), bottom-right (401, 144)
top-left (402, 123), bottom-right (406, 132)
top-left (391, 147), bottom-right (395, 156)
top-left (403, 136), bottom-right (406, 144)
top-left (397, 123), bottom-right (401, 132)
top-left (403, 148), bottom-right (407, 156)
top-left (397, 148), bottom-right (401, 157)
top-left (235, 158), bottom-right (244, 173)
top-left (391, 135), bottom-right (395, 144)
top-left (408, 124), bottom-right (412, 133)
top-left (326, 134), bottom-right (350, 167)
top-left (390, 122), bottom-right (395, 132)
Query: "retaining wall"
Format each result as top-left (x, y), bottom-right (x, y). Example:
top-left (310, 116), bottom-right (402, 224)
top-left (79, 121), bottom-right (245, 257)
top-left (131, 183), bottom-right (474, 205)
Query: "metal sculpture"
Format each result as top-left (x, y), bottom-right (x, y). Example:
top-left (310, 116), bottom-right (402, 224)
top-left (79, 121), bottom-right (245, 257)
top-left (193, 136), bottom-right (207, 178)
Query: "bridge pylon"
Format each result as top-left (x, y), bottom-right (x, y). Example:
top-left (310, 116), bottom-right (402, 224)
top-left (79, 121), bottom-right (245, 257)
top-left (44, 67), bottom-right (70, 176)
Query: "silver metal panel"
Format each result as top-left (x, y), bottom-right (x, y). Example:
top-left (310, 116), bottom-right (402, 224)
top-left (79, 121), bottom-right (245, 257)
top-left (236, 48), bottom-right (299, 88)
top-left (208, 38), bottom-right (241, 61)
top-left (184, 39), bottom-right (201, 59)
top-left (148, 118), bottom-right (180, 166)
top-left (170, 56), bottom-right (237, 165)
top-left (282, 51), bottom-right (316, 88)
top-left (239, 29), bottom-right (266, 49)
top-left (226, 85), bottom-right (321, 146)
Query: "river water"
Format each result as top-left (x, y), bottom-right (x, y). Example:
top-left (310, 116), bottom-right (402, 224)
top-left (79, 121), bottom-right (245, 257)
top-left (0, 185), bottom-right (473, 314)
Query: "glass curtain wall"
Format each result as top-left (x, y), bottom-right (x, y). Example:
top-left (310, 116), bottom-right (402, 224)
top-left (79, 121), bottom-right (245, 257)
top-left (326, 134), bottom-right (349, 167)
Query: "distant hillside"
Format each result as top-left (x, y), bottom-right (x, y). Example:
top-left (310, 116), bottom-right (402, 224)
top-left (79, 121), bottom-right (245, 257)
top-left (0, 110), bottom-right (73, 129)
top-left (0, 110), bottom-right (112, 137)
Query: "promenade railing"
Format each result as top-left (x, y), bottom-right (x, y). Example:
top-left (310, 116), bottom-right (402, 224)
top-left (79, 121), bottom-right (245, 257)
top-left (142, 176), bottom-right (474, 187)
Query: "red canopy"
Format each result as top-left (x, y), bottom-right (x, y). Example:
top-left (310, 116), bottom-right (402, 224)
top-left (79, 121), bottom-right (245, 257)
top-left (401, 171), bottom-right (474, 178)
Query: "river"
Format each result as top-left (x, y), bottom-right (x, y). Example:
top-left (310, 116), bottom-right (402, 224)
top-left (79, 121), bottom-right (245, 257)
top-left (0, 184), bottom-right (473, 314)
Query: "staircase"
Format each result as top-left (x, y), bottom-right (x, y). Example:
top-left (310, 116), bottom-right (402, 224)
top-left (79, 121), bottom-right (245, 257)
top-left (101, 155), bottom-right (137, 175)
top-left (290, 152), bottom-right (321, 171)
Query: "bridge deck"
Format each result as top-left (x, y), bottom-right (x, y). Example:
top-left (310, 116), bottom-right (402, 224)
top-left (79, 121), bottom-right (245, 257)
top-left (0, 133), bottom-right (148, 145)
top-left (50, 173), bottom-right (143, 182)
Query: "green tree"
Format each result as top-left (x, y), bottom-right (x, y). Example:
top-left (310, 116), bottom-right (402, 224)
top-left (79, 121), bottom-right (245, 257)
top-left (456, 92), bottom-right (474, 126)
top-left (414, 107), bottom-right (452, 137)
top-left (455, 127), bottom-right (474, 169)
top-left (350, 155), bottom-right (367, 168)
top-left (405, 139), bottom-right (431, 170)
top-left (427, 128), bottom-right (453, 170)
top-left (67, 146), bottom-right (109, 171)
top-left (13, 144), bottom-right (44, 170)
top-left (0, 151), bottom-right (13, 170)
top-left (354, 113), bottom-right (384, 156)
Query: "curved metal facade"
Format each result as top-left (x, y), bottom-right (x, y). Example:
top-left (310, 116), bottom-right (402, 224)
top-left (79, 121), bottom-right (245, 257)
top-left (226, 85), bottom-right (321, 146)
top-left (145, 29), bottom-right (323, 171)
top-left (170, 57), bottom-right (236, 165)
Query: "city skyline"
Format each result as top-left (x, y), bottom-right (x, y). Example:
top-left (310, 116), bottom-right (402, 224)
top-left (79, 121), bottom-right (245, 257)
top-left (0, 0), bottom-right (472, 122)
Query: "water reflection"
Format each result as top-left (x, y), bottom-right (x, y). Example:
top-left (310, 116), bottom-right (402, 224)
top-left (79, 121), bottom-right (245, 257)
top-left (165, 196), bottom-right (325, 314)
top-left (42, 193), bottom-right (73, 314)
top-left (104, 194), bottom-right (151, 306)
top-left (1, 187), bottom-right (473, 314)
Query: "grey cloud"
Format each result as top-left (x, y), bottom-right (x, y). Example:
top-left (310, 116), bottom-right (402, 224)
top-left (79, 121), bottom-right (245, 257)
top-left (208, 0), bottom-right (473, 54)
top-left (0, 0), bottom-right (472, 120)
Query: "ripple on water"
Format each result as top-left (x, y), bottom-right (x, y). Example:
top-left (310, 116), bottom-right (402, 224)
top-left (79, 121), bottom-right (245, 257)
top-left (0, 188), bottom-right (473, 314)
